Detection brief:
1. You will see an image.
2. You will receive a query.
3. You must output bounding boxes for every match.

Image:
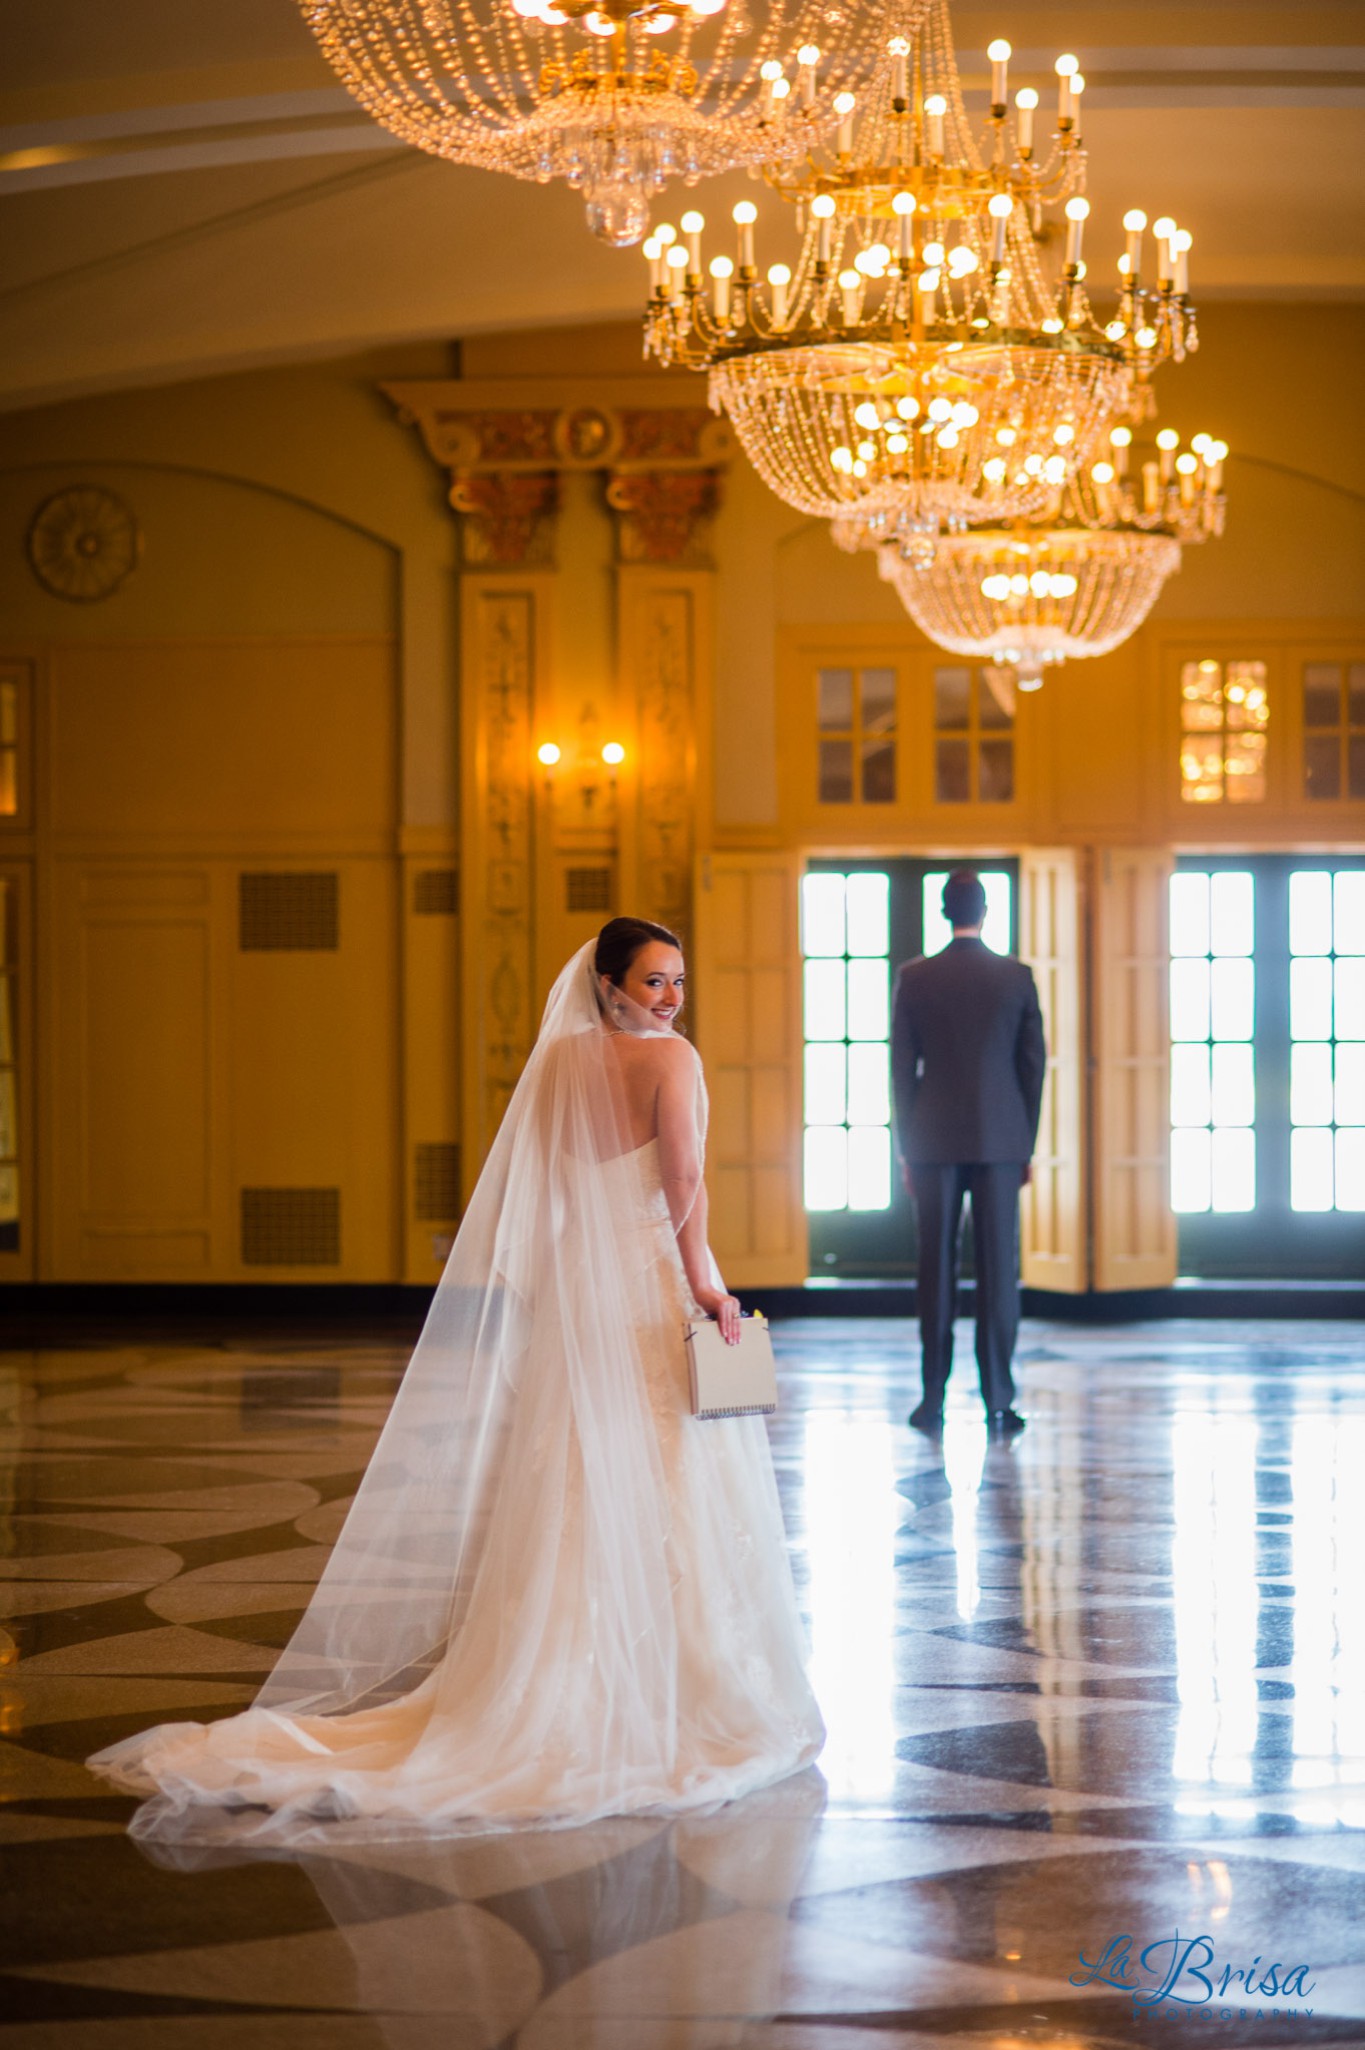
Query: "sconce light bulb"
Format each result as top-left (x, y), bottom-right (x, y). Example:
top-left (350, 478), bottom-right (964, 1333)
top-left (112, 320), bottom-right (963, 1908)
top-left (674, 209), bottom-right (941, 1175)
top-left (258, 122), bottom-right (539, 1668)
top-left (537, 743), bottom-right (561, 767)
top-left (601, 741), bottom-right (626, 767)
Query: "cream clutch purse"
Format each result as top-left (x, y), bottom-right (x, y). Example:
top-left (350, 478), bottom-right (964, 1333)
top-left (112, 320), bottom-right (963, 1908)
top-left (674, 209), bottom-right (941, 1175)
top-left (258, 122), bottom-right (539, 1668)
top-left (684, 1311), bottom-right (777, 1420)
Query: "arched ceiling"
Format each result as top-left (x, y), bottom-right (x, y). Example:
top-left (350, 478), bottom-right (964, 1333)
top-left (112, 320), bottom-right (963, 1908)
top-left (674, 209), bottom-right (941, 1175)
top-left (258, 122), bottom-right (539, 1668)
top-left (2, 0), bottom-right (1362, 410)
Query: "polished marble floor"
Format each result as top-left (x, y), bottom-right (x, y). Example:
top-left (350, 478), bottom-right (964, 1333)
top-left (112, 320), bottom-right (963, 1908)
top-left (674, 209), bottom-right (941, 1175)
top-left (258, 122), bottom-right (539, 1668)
top-left (3, 1317), bottom-right (1365, 2048)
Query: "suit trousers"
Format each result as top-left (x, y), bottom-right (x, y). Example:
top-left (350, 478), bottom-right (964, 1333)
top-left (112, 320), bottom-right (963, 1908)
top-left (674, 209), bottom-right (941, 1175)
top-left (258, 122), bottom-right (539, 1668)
top-left (912, 1162), bottom-right (1021, 1412)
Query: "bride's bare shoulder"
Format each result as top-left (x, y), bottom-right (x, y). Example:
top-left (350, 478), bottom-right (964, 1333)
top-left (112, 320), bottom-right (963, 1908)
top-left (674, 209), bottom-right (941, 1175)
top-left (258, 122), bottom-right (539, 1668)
top-left (613, 1032), bottom-right (699, 1073)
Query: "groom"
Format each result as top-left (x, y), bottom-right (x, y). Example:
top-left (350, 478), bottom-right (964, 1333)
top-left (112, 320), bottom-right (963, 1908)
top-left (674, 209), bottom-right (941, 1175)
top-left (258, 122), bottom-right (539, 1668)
top-left (891, 869), bottom-right (1046, 1439)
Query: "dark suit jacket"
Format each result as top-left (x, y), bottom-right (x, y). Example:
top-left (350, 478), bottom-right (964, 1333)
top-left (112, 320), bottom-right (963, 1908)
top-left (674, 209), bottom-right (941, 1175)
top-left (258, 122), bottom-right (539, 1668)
top-left (891, 937), bottom-right (1046, 1166)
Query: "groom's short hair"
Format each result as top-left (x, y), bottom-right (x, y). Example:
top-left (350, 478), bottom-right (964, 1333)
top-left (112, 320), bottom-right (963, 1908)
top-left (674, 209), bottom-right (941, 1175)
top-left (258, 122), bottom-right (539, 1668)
top-left (943, 869), bottom-right (987, 928)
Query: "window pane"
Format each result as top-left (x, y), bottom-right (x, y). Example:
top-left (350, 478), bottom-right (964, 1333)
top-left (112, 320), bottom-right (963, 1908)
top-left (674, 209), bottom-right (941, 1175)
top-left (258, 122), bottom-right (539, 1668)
top-left (1180, 659), bottom-right (1223, 729)
top-left (935, 737), bottom-right (970, 803)
top-left (1181, 737), bottom-right (1223, 802)
top-left (982, 873), bottom-right (1012, 954)
top-left (978, 667), bottom-right (1015, 729)
top-left (922, 872), bottom-right (951, 958)
top-left (804, 958), bottom-right (846, 1040)
top-left (934, 667), bottom-right (971, 729)
top-left (1336, 1129), bottom-right (1365, 1212)
top-left (1350, 664), bottom-right (1365, 725)
top-left (861, 740), bottom-right (896, 804)
top-left (805, 1126), bottom-right (848, 1210)
top-left (1170, 872), bottom-right (1210, 957)
top-left (1226, 661), bottom-right (1268, 726)
top-left (805, 1042), bottom-right (846, 1126)
top-left (1291, 1043), bottom-right (1334, 1127)
top-left (861, 667), bottom-right (896, 735)
top-left (1304, 733), bottom-right (1340, 802)
top-left (801, 873), bottom-right (845, 957)
top-left (1350, 737), bottom-right (1365, 803)
top-left (1225, 732), bottom-right (1266, 802)
top-left (847, 1125), bottom-right (891, 1210)
top-left (1291, 1126), bottom-right (1334, 1212)
top-left (1209, 872), bottom-right (1254, 956)
top-left (978, 737), bottom-right (1015, 803)
top-left (1336, 1044), bottom-right (1365, 1127)
top-left (1211, 1043), bottom-right (1254, 1127)
top-left (819, 739), bottom-right (854, 804)
top-left (847, 1042), bottom-right (890, 1125)
top-left (1210, 957), bottom-right (1254, 1041)
top-left (1171, 1042), bottom-right (1212, 1127)
top-left (818, 668), bottom-right (854, 731)
top-left (1337, 874), bottom-right (1365, 957)
top-left (1290, 871), bottom-right (1333, 956)
top-left (1302, 662), bottom-right (1341, 729)
top-left (847, 958), bottom-right (889, 1041)
top-left (1211, 1127), bottom-right (1255, 1212)
top-left (1336, 958), bottom-right (1365, 1040)
top-left (1171, 1125), bottom-right (1211, 1213)
top-left (1170, 958), bottom-right (1211, 1042)
top-left (845, 872), bottom-right (889, 957)
top-left (1290, 957), bottom-right (1333, 1040)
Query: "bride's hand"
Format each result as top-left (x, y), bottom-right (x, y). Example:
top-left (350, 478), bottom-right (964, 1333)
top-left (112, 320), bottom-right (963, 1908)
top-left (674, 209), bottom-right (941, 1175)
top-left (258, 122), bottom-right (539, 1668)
top-left (694, 1285), bottom-right (742, 1346)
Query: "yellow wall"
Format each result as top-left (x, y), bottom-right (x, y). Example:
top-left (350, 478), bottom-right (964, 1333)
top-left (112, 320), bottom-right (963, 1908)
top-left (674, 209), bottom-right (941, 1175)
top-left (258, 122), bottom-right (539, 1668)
top-left (1, 305), bottom-right (1362, 1284)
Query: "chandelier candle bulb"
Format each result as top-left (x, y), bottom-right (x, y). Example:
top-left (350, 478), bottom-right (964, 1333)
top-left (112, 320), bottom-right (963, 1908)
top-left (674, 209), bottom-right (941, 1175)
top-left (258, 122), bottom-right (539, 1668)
top-left (1123, 209), bottom-right (1147, 278)
top-left (1173, 228), bottom-right (1192, 296)
top-left (1014, 86), bottom-right (1037, 155)
top-left (925, 94), bottom-right (947, 157)
top-left (890, 36), bottom-right (910, 106)
top-left (1069, 73), bottom-right (1084, 140)
top-left (892, 188), bottom-right (915, 258)
top-left (1143, 459), bottom-right (1160, 513)
top-left (1157, 427), bottom-right (1179, 481)
top-left (709, 254), bottom-right (733, 320)
top-left (1055, 54), bottom-right (1078, 125)
top-left (733, 201), bottom-right (757, 271)
top-left (798, 44), bottom-right (820, 107)
top-left (1154, 217), bottom-right (1176, 284)
top-left (988, 39), bottom-right (1011, 109)
top-left (1065, 196), bottom-right (1089, 268)
top-left (1110, 425), bottom-right (1132, 476)
top-left (835, 91), bottom-right (855, 156)
top-left (839, 268), bottom-right (861, 324)
top-left (812, 192), bottom-right (836, 263)
top-left (682, 210), bottom-right (705, 272)
top-left (988, 189), bottom-right (1012, 265)
top-left (768, 263), bottom-right (792, 325)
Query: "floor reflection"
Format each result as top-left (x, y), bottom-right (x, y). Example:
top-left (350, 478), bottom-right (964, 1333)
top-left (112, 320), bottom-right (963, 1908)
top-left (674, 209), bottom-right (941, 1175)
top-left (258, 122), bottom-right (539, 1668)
top-left (3, 1315), bottom-right (1365, 2045)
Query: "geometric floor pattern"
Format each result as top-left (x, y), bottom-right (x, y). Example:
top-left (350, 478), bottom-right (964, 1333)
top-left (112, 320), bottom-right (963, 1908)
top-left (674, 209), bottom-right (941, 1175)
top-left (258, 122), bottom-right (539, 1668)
top-left (3, 1316), bottom-right (1364, 2048)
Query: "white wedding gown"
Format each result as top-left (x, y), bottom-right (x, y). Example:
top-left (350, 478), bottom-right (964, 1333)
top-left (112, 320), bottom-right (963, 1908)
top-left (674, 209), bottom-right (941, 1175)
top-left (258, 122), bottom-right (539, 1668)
top-left (89, 948), bottom-right (823, 1844)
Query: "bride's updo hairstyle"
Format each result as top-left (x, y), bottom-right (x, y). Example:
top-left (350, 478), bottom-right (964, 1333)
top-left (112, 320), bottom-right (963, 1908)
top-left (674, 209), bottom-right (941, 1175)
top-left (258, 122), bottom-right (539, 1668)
top-left (595, 916), bottom-right (683, 988)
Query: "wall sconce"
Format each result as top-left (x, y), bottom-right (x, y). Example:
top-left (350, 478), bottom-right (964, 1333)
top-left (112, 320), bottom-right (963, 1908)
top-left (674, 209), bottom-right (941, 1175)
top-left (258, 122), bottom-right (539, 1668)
top-left (533, 737), bottom-right (626, 808)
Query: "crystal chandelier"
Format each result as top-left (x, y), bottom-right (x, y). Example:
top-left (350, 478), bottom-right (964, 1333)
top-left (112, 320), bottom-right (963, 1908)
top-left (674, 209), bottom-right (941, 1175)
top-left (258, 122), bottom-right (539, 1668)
top-left (640, 0), bottom-right (1200, 555)
top-left (864, 426), bottom-right (1228, 686)
top-left (301, 0), bottom-right (908, 246)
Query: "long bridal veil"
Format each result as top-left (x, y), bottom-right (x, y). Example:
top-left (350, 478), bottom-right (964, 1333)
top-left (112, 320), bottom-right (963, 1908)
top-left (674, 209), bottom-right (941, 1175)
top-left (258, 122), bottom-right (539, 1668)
top-left (89, 940), bottom-right (822, 1843)
top-left (245, 938), bottom-right (697, 1719)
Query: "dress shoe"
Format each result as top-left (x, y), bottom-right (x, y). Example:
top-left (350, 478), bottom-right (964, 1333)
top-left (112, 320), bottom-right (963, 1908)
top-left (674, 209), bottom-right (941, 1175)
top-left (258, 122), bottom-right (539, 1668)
top-left (986, 1407), bottom-right (1026, 1438)
top-left (908, 1402), bottom-right (945, 1435)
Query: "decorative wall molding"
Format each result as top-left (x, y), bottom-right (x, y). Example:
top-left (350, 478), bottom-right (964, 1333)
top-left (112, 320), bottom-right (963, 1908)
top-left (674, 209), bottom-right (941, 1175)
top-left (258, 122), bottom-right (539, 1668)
top-left (465, 585), bottom-right (538, 1150)
top-left (606, 470), bottom-right (720, 566)
top-left (450, 471), bottom-right (558, 568)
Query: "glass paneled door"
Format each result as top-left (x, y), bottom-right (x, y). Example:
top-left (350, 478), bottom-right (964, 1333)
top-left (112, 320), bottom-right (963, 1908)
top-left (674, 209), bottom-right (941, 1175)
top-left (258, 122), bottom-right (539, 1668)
top-left (803, 857), bottom-right (1018, 1277)
top-left (1172, 855), bottom-right (1365, 1277)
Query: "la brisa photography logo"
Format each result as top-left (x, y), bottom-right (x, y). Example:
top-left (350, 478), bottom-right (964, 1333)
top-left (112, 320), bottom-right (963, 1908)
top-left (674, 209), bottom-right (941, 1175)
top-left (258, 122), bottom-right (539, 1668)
top-left (1071, 1932), bottom-right (1317, 2023)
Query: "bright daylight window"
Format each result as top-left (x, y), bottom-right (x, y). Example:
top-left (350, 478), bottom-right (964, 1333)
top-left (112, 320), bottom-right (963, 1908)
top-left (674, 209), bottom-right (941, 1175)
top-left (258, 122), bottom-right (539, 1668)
top-left (801, 867), bottom-right (1015, 1215)
top-left (1170, 871), bottom-right (1256, 1213)
top-left (802, 872), bottom-right (892, 1212)
top-left (1289, 871), bottom-right (1365, 1212)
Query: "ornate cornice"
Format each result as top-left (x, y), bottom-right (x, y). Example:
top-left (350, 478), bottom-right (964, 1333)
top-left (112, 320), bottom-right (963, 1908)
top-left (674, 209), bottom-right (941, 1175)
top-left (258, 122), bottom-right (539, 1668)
top-left (384, 385), bottom-right (731, 569)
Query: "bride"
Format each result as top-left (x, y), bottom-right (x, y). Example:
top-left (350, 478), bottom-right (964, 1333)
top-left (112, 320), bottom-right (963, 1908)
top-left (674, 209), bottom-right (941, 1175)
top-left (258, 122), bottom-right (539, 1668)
top-left (89, 917), bottom-right (824, 1842)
